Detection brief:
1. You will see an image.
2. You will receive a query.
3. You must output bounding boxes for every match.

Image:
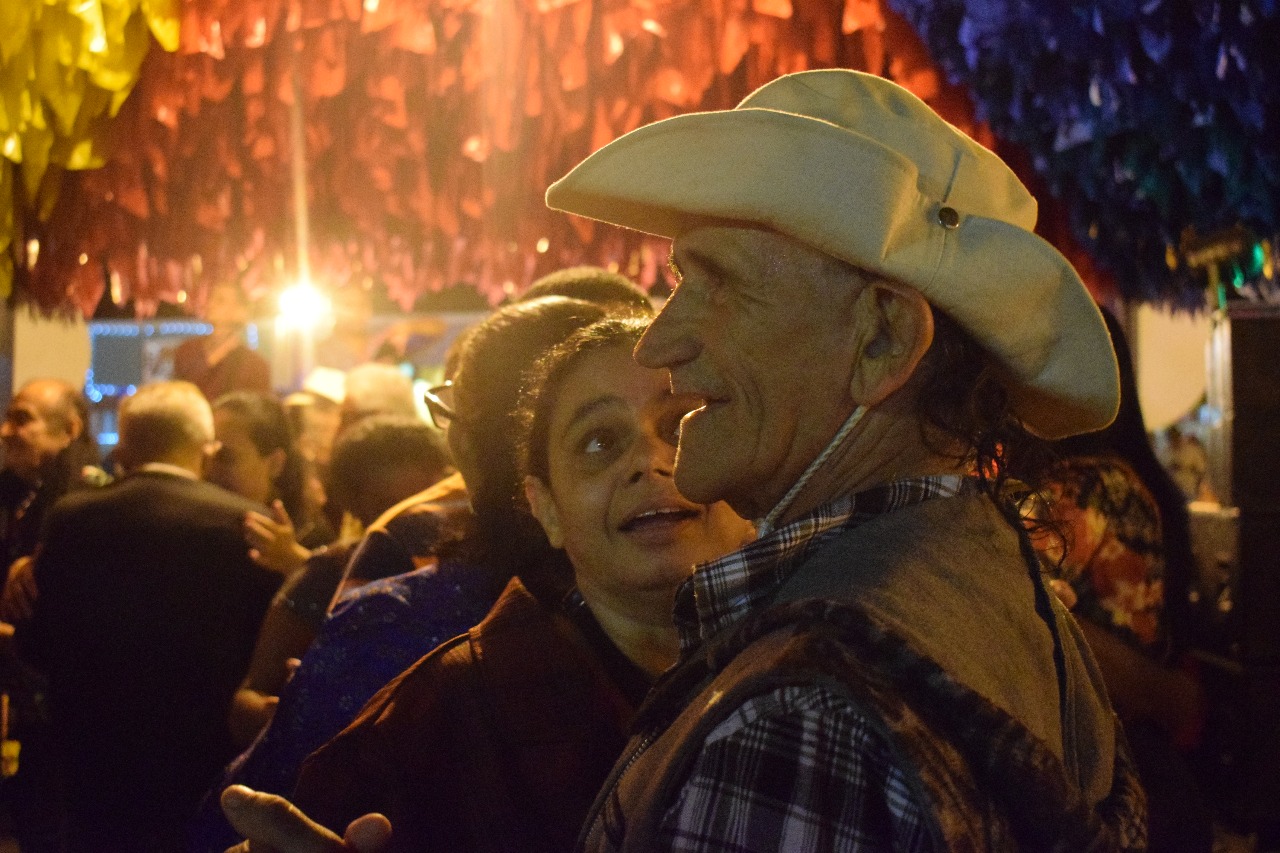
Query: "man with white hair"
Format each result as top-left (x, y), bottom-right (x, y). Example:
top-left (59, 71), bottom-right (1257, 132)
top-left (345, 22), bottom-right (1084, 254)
top-left (222, 71), bottom-right (1145, 851)
top-left (18, 381), bottom-right (282, 852)
top-left (338, 363), bottom-right (420, 435)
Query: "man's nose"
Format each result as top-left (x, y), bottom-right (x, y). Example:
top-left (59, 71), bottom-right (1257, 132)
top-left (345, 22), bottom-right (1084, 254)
top-left (635, 297), bottom-right (699, 370)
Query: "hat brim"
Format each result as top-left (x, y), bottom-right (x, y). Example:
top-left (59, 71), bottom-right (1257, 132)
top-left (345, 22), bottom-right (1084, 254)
top-left (547, 108), bottom-right (1118, 439)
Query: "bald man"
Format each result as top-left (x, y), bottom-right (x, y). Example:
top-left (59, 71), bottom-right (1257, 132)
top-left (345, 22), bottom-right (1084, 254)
top-left (0, 379), bottom-right (107, 575)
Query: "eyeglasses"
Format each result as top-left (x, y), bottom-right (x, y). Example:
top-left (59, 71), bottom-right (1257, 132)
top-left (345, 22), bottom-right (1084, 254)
top-left (423, 381), bottom-right (460, 430)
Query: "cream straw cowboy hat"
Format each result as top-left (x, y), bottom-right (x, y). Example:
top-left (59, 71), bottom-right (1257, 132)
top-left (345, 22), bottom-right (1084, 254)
top-left (546, 69), bottom-right (1119, 439)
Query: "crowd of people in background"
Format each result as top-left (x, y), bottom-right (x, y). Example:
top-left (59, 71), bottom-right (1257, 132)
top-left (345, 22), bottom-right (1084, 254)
top-left (0, 69), bottom-right (1223, 853)
top-left (0, 265), bottom-right (697, 852)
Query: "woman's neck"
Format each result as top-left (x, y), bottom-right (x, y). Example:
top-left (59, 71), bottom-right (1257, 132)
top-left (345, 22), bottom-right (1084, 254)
top-left (583, 587), bottom-right (681, 678)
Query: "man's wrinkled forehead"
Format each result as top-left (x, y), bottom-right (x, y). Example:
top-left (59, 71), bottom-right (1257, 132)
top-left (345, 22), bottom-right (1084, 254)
top-left (669, 222), bottom-right (788, 276)
top-left (666, 223), bottom-right (868, 293)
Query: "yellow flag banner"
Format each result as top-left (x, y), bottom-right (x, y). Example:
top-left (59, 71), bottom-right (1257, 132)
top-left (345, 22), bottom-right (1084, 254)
top-left (0, 0), bottom-right (177, 302)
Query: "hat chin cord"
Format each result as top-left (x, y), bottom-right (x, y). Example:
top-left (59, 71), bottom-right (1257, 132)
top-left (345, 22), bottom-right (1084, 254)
top-left (756, 404), bottom-right (868, 537)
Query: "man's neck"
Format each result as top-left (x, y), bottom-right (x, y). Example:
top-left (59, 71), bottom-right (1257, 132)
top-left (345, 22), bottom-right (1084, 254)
top-left (769, 406), bottom-right (963, 528)
top-left (127, 455), bottom-right (204, 479)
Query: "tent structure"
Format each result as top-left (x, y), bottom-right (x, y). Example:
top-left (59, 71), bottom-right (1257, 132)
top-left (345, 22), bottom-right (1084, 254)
top-left (1, 0), bottom-right (1276, 318)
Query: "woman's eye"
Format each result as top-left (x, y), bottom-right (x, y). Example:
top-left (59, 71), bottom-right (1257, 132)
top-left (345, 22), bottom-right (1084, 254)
top-left (579, 429), bottom-right (616, 457)
top-left (658, 413), bottom-right (683, 446)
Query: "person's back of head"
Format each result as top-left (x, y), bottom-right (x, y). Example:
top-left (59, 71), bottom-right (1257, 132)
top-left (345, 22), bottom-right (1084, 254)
top-left (449, 296), bottom-right (615, 519)
top-left (518, 266), bottom-right (653, 315)
top-left (328, 415), bottom-right (453, 526)
top-left (212, 392), bottom-right (295, 456)
top-left (340, 363), bottom-right (418, 432)
top-left (116, 381), bottom-right (214, 474)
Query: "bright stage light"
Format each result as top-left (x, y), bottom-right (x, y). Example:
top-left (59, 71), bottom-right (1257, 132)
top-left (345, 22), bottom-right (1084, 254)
top-left (276, 280), bottom-right (333, 333)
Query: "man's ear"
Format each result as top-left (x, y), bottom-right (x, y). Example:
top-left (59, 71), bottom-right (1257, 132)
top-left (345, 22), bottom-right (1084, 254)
top-left (848, 281), bottom-right (934, 408)
top-left (523, 476), bottom-right (564, 549)
top-left (199, 440), bottom-right (222, 477)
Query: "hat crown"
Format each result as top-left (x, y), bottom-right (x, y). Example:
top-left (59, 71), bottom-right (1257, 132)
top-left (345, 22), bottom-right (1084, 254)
top-left (737, 70), bottom-right (1038, 231)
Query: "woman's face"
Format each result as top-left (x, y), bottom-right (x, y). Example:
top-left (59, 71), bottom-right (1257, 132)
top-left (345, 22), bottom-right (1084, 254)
top-left (208, 410), bottom-right (280, 506)
top-left (526, 345), bottom-right (755, 610)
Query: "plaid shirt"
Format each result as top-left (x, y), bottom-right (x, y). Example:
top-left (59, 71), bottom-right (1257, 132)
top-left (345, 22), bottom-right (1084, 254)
top-left (659, 475), bottom-right (970, 852)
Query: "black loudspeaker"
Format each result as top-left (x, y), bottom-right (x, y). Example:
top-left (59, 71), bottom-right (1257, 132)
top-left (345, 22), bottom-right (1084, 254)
top-left (1206, 305), bottom-right (1280, 664)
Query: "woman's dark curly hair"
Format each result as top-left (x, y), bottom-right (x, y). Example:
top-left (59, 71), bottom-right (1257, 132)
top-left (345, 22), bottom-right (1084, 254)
top-left (516, 314), bottom-right (650, 489)
top-left (449, 297), bottom-right (608, 519)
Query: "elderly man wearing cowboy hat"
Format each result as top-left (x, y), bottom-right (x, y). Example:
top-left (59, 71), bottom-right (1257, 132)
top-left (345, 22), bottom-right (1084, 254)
top-left (219, 70), bottom-right (1145, 852)
top-left (546, 68), bottom-right (1145, 853)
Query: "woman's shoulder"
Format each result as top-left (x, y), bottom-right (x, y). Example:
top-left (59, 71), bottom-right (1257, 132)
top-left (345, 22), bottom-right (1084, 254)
top-left (325, 561), bottom-right (501, 642)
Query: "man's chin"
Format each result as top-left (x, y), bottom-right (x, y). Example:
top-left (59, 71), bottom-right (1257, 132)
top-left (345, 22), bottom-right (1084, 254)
top-left (673, 447), bottom-right (735, 509)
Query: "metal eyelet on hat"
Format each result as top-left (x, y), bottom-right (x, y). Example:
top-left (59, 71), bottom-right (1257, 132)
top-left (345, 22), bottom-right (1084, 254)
top-left (937, 206), bottom-right (960, 229)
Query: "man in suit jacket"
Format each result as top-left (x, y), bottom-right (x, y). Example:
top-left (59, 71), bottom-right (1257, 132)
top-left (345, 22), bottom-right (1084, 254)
top-left (18, 380), bottom-right (283, 852)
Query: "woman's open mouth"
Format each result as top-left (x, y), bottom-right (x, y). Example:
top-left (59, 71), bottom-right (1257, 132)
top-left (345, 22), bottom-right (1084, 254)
top-left (618, 507), bottom-right (700, 533)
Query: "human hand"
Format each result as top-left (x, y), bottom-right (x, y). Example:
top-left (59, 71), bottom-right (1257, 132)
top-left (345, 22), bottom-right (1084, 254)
top-left (221, 785), bottom-right (392, 853)
top-left (0, 557), bottom-right (38, 623)
top-left (246, 501), bottom-right (310, 575)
